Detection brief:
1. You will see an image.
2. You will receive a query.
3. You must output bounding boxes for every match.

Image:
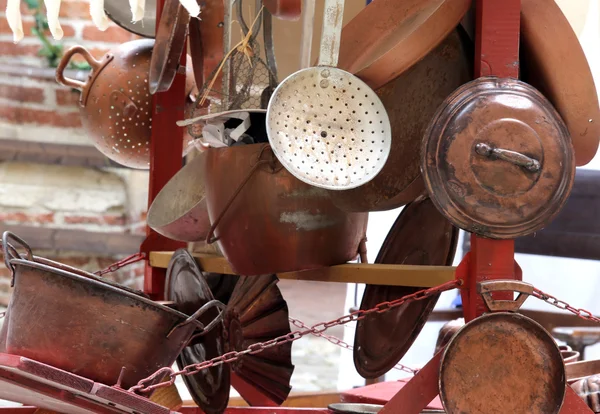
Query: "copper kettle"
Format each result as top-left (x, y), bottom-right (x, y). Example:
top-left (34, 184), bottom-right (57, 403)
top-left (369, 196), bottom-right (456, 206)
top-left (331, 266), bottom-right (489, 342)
top-left (56, 39), bottom-right (195, 169)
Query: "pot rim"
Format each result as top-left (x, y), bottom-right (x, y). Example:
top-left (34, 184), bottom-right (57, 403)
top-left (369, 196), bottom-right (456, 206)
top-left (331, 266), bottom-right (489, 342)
top-left (9, 257), bottom-right (191, 321)
top-left (147, 152), bottom-right (207, 231)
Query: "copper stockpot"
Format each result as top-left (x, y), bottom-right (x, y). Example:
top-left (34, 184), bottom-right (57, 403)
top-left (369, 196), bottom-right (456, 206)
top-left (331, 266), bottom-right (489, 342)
top-left (56, 39), bottom-right (195, 169)
top-left (2, 232), bottom-right (216, 391)
top-left (204, 144), bottom-right (368, 276)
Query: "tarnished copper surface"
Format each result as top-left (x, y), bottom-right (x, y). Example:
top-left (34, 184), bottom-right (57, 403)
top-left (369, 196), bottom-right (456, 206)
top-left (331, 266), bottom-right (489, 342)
top-left (572, 375), bottom-right (600, 412)
top-left (224, 274), bottom-right (294, 405)
top-left (204, 143), bottom-right (368, 276)
top-left (149, 0), bottom-right (190, 94)
top-left (440, 312), bottom-right (565, 414)
top-left (521, 0), bottom-right (600, 167)
top-left (147, 152), bottom-right (210, 242)
top-left (56, 41), bottom-right (193, 169)
top-left (421, 76), bottom-right (575, 239)
top-left (165, 249), bottom-right (230, 414)
top-left (336, 0), bottom-right (471, 90)
top-left (327, 29), bottom-right (471, 212)
top-left (353, 196), bottom-right (458, 379)
top-left (3, 233), bottom-right (201, 390)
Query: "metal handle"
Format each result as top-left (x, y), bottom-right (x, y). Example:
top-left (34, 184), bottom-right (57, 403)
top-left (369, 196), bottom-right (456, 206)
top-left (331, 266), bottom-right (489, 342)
top-left (299, 0), bottom-right (316, 69)
top-left (318, 0), bottom-right (345, 67)
top-left (475, 143), bottom-right (541, 172)
top-left (167, 299), bottom-right (226, 340)
top-left (55, 46), bottom-right (104, 91)
top-left (2, 231), bottom-right (34, 287)
top-left (477, 280), bottom-right (533, 312)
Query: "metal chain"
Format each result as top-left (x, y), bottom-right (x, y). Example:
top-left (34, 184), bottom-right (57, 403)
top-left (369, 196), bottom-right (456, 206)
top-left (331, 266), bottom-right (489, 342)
top-left (128, 279), bottom-right (460, 394)
top-left (533, 288), bottom-right (600, 323)
top-left (95, 252), bottom-right (146, 276)
top-left (288, 317), bottom-right (419, 375)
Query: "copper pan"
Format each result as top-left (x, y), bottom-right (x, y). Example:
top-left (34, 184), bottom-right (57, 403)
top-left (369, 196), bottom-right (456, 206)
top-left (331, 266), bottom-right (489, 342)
top-left (1, 231), bottom-right (219, 391)
top-left (336, 0), bottom-right (471, 90)
top-left (203, 143), bottom-right (368, 276)
top-left (327, 28), bottom-right (472, 212)
top-left (147, 151), bottom-right (210, 242)
top-left (567, 359), bottom-right (600, 384)
top-left (520, 0), bottom-right (600, 167)
top-left (439, 281), bottom-right (566, 414)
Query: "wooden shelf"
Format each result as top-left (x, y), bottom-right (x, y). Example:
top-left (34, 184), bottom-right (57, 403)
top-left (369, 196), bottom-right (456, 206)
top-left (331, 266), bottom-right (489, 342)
top-left (149, 251), bottom-right (456, 287)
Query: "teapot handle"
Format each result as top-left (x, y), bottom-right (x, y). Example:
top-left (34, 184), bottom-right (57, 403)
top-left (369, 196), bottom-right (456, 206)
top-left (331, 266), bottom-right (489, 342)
top-left (55, 46), bottom-right (104, 91)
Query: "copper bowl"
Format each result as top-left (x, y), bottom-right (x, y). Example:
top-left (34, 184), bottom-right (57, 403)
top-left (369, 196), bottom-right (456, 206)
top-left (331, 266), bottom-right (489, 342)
top-left (2, 232), bottom-right (208, 390)
top-left (204, 144), bottom-right (368, 275)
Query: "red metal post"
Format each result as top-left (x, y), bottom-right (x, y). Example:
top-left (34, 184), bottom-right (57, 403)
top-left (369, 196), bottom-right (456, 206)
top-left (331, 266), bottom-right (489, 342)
top-left (140, 0), bottom-right (186, 299)
top-left (379, 1), bottom-right (524, 412)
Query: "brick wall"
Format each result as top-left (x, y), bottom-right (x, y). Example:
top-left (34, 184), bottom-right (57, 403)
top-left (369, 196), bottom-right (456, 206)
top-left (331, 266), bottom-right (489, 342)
top-left (0, 1), bottom-right (149, 306)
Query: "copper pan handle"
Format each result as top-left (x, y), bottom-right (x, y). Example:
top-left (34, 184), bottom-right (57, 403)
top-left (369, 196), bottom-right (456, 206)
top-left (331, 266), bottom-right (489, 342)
top-left (2, 231), bottom-right (34, 286)
top-left (166, 299), bottom-right (226, 340)
top-left (55, 46), bottom-right (103, 91)
top-left (477, 280), bottom-right (533, 312)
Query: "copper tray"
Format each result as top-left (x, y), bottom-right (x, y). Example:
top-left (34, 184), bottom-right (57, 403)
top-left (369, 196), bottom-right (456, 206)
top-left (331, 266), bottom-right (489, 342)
top-left (353, 196), bottom-right (458, 378)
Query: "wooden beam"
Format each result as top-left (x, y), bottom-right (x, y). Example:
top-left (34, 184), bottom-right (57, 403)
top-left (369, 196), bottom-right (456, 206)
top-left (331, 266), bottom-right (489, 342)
top-left (187, 391), bottom-right (340, 408)
top-left (149, 252), bottom-right (456, 287)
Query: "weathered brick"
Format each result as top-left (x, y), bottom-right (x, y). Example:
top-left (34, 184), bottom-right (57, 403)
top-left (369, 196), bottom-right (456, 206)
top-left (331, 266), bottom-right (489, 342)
top-left (56, 88), bottom-right (81, 106)
top-left (0, 212), bottom-right (55, 224)
top-left (58, 0), bottom-right (91, 19)
top-left (0, 42), bottom-right (40, 57)
top-left (63, 214), bottom-right (126, 226)
top-left (0, 84), bottom-right (45, 103)
top-left (0, 105), bottom-right (82, 128)
top-left (0, 18), bottom-right (77, 38)
top-left (82, 24), bottom-right (133, 44)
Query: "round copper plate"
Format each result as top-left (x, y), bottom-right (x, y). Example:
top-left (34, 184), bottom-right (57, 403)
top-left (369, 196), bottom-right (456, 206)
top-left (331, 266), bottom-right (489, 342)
top-left (440, 312), bottom-right (566, 414)
top-left (421, 76), bottom-right (575, 239)
top-left (520, 0), bottom-right (599, 167)
top-left (165, 249), bottom-right (230, 414)
top-left (337, 0), bottom-right (471, 90)
top-left (149, 0), bottom-right (190, 95)
top-left (353, 196), bottom-right (458, 379)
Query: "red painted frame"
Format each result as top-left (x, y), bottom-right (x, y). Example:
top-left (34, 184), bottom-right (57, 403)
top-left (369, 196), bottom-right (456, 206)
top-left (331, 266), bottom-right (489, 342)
top-left (140, 0), bottom-right (186, 300)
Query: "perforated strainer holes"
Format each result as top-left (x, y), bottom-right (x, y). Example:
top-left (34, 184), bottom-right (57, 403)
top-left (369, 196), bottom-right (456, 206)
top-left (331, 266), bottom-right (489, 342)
top-left (267, 67), bottom-right (392, 189)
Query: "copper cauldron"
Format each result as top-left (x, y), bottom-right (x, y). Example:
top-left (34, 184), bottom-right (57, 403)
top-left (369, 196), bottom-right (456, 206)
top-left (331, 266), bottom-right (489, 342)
top-left (2, 232), bottom-right (220, 390)
top-left (56, 40), bottom-right (195, 169)
top-left (204, 144), bottom-right (368, 276)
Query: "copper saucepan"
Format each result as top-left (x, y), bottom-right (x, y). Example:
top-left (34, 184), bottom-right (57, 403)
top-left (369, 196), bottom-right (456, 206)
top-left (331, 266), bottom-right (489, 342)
top-left (203, 143), bottom-right (368, 276)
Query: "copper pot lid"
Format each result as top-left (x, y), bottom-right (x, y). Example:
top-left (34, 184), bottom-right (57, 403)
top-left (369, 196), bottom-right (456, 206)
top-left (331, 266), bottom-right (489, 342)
top-left (440, 312), bottom-right (566, 414)
top-left (353, 196), bottom-right (458, 379)
top-left (149, 0), bottom-right (190, 94)
top-left (224, 274), bottom-right (294, 405)
top-left (165, 249), bottom-right (230, 414)
top-left (421, 76), bottom-right (575, 239)
top-left (520, 0), bottom-right (600, 167)
top-left (337, 0), bottom-right (471, 90)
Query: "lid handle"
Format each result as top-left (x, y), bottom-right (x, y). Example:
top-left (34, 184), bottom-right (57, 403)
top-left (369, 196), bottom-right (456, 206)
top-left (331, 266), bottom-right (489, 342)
top-left (475, 142), bottom-right (541, 172)
top-left (477, 280), bottom-right (533, 312)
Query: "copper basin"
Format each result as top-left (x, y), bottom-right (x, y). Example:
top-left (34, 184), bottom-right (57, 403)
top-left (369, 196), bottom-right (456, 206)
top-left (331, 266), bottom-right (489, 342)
top-left (3, 232), bottom-right (204, 390)
top-left (204, 144), bottom-right (368, 275)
